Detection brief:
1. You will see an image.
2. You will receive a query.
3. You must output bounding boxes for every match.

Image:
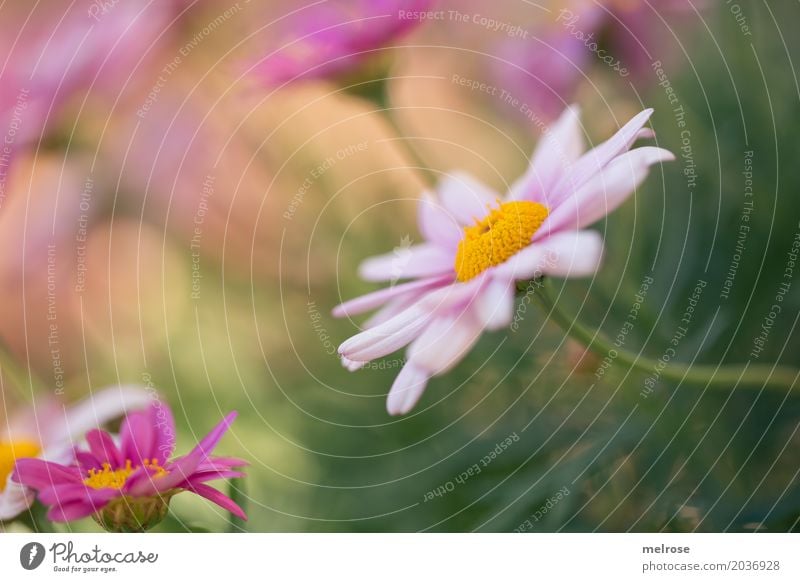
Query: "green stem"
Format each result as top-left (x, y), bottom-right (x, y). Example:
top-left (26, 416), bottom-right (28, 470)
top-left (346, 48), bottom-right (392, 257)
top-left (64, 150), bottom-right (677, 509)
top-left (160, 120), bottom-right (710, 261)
top-left (533, 280), bottom-right (800, 391)
top-left (16, 501), bottom-right (56, 533)
top-left (227, 478), bottom-right (248, 533)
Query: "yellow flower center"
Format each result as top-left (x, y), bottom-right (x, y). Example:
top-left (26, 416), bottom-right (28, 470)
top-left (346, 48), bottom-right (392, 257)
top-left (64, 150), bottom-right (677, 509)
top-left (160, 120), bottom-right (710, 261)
top-left (84, 459), bottom-right (168, 490)
top-left (0, 440), bottom-right (41, 492)
top-left (454, 201), bottom-right (549, 282)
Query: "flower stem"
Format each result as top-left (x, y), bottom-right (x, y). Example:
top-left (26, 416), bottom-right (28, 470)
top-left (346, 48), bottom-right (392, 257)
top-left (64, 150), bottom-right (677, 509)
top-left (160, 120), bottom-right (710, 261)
top-left (227, 478), bottom-right (248, 533)
top-left (533, 280), bottom-right (800, 392)
top-left (17, 501), bottom-right (56, 533)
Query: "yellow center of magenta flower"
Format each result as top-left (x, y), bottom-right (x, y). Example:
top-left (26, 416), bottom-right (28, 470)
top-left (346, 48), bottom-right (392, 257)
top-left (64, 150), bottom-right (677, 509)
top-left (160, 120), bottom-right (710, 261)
top-left (0, 440), bottom-right (40, 492)
top-left (84, 459), bottom-right (168, 490)
top-left (454, 201), bottom-right (549, 282)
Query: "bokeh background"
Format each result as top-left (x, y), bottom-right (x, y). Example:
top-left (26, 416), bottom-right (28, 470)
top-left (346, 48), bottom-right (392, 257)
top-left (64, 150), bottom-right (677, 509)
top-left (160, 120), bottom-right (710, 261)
top-left (1, 0), bottom-right (799, 532)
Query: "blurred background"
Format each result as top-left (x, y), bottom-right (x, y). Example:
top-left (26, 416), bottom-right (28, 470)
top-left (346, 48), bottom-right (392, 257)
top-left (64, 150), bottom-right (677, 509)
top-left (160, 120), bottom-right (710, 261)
top-left (1, 0), bottom-right (799, 532)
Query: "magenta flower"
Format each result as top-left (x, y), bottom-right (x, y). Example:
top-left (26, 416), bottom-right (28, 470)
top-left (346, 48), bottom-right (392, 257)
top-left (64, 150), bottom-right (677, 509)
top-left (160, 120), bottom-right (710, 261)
top-left (1, 386), bottom-right (151, 521)
top-left (248, 0), bottom-right (434, 85)
top-left (12, 403), bottom-right (247, 531)
top-left (334, 106), bottom-right (674, 415)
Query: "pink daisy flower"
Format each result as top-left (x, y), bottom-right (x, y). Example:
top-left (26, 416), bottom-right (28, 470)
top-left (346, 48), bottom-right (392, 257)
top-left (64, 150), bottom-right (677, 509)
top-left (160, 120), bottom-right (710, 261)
top-left (1, 386), bottom-right (150, 521)
top-left (334, 106), bottom-right (674, 415)
top-left (12, 402), bottom-right (247, 531)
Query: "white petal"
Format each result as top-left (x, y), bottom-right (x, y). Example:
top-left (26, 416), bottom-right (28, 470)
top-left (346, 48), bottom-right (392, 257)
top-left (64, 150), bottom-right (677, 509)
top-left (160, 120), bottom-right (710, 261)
top-left (44, 385), bottom-right (152, 450)
top-left (332, 275), bottom-right (450, 318)
top-left (475, 276), bottom-right (515, 330)
top-left (419, 275), bottom-right (486, 313)
top-left (362, 295), bottom-right (420, 329)
top-left (508, 105), bottom-right (583, 203)
top-left (539, 231), bottom-right (605, 278)
top-left (386, 363), bottom-right (430, 416)
top-left (341, 356), bottom-right (366, 372)
top-left (493, 245), bottom-right (549, 280)
top-left (4, 399), bottom-right (59, 442)
top-left (552, 108), bottom-right (654, 203)
top-left (358, 243), bottom-right (453, 282)
top-left (438, 171), bottom-right (497, 226)
top-left (0, 481), bottom-right (35, 521)
top-left (338, 278), bottom-right (486, 362)
top-left (418, 192), bottom-right (463, 249)
top-left (636, 128), bottom-right (655, 141)
top-left (338, 305), bottom-right (431, 361)
top-left (407, 312), bottom-right (484, 376)
top-left (543, 146), bottom-right (674, 234)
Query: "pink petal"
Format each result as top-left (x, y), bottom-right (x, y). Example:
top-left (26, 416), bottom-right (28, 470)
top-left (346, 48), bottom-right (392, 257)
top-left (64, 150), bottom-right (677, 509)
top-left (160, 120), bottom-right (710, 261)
top-left (338, 305), bottom-right (432, 362)
top-left (47, 499), bottom-right (102, 523)
top-left (38, 484), bottom-right (118, 506)
top-left (475, 277), bottom-right (515, 331)
top-left (407, 312), bottom-right (484, 376)
top-left (420, 275), bottom-right (487, 312)
top-left (74, 451), bottom-right (102, 471)
top-left (195, 457), bottom-right (249, 472)
top-left (150, 402), bottom-right (176, 465)
top-left (120, 408), bottom-right (156, 468)
top-left (418, 192), bottom-right (463, 248)
top-left (358, 243), bottom-right (453, 282)
top-left (493, 231), bottom-right (605, 281)
top-left (128, 412), bottom-right (237, 496)
top-left (85, 429), bottom-right (122, 469)
top-left (493, 245), bottom-right (549, 280)
top-left (12, 458), bottom-right (82, 489)
top-left (551, 109), bottom-right (655, 203)
top-left (539, 231), bottom-right (605, 278)
top-left (170, 410), bottom-right (237, 477)
top-left (332, 275), bottom-right (451, 318)
top-left (184, 470), bottom-right (246, 485)
top-left (362, 294), bottom-right (423, 329)
top-left (185, 482), bottom-right (247, 520)
top-left (508, 105), bottom-right (584, 204)
top-left (438, 172), bottom-right (497, 226)
top-left (340, 275), bottom-right (487, 362)
top-left (123, 465), bottom-right (169, 495)
top-left (542, 146), bottom-right (675, 234)
top-left (636, 128), bottom-right (656, 141)
top-left (386, 363), bottom-right (431, 416)
top-left (341, 356), bottom-right (366, 372)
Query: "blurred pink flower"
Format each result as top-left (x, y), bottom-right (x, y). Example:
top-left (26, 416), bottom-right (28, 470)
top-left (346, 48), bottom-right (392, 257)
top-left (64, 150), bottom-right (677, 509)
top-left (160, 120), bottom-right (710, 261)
top-left (493, 0), bottom-right (697, 119)
top-left (0, 1), bottom-right (184, 179)
top-left (248, 0), bottom-right (434, 85)
top-left (334, 106), bottom-right (673, 415)
top-left (13, 402), bottom-right (247, 530)
top-left (0, 386), bottom-right (150, 521)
